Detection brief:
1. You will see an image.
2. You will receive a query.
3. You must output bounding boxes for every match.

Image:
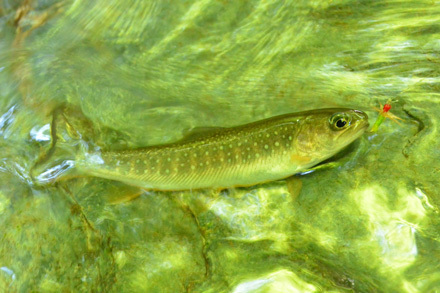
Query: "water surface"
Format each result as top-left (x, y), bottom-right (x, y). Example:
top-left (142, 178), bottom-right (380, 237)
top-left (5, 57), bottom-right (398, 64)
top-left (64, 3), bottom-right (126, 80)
top-left (0, 1), bottom-right (439, 291)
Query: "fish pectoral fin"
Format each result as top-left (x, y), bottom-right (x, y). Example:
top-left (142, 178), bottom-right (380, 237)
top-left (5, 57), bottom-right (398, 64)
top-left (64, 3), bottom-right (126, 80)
top-left (290, 155), bottom-right (313, 164)
top-left (179, 126), bottom-right (226, 142)
top-left (286, 176), bottom-right (303, 201)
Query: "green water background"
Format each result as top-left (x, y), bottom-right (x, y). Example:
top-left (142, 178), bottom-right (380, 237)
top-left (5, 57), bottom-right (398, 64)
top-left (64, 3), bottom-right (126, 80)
top-left (1, 0), bottom-right (439, 291)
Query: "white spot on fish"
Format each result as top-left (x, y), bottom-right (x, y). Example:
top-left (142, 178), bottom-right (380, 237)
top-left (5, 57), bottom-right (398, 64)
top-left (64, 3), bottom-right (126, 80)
top-left (266, 134), bottom-right (270, 138)
top-left (227, 152), bottom-right (231, 156)
top-left (235, 155), bottom-right (239, 159)
top-left (264, 145), bottom-right (269, 149)
top-left (199, 163), bottom-right (203, 166)
top-left (220, 158), bottom-right (224, 162)
top-left (254, 142), bottom-right (257, 146)
top-left (275, 142), bottom-right (280, 146)
top-left (167, 157), bottom-right (171, 162)
top-left (136, 159), bottom-right (140, 163)
top-left (194, 153), bottom-right (197, 157)
top-left (288, 136), bottom-right (292, 140)
top-left (220, 146), bottom-right (224, 150)
top-left (191, 165), bottom-right (195, 170)
top-left (180, 163), bottom-right (184, 167)
top-left (165, 169), bottom-right (170, 174)
top-left (205, 151), bottom-right (209, 155)
top-left (228, 159), bottom-right (231, 163)
top-left (229, 144), bottom-right (233, 148)
top-left (256, 153), bottom-right (260, 158)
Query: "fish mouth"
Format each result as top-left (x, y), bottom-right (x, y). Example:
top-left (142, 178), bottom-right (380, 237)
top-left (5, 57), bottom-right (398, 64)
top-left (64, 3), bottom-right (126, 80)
top-left (351, 110), bottom-right (369, 133)
top-left (337, 110), bottom-right (369, 142)
top-left (357, 120), bottom-right (370, 132)
top-left (353, 121), bottom-right (369, 138)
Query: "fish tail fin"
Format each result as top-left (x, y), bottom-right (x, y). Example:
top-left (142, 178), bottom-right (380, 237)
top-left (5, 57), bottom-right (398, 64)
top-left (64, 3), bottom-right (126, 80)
top-left (30, 105), bottom-right (90, 186)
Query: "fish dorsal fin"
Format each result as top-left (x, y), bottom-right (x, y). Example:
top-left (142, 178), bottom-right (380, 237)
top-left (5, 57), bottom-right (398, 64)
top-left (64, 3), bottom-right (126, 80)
top-left (178, 126), bottom-right (226, 142)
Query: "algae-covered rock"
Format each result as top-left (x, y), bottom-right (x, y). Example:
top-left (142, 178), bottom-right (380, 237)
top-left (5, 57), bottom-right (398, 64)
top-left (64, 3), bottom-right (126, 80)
top-left (1, 0), bottom-right (440, 291)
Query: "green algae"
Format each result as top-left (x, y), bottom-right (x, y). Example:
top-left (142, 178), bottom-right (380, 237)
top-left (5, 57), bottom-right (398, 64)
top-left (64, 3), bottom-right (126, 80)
top-left (1, 0), bottom-right (440, 292)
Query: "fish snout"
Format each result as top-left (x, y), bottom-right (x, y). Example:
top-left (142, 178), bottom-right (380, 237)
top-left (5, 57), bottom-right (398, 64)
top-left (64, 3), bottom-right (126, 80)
top-left (351, 110), bottom-right (369, 130)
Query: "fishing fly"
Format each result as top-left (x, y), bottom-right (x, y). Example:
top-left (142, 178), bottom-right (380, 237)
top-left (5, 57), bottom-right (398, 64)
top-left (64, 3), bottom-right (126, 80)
top-left (370, 101), bottom-right (403, 132)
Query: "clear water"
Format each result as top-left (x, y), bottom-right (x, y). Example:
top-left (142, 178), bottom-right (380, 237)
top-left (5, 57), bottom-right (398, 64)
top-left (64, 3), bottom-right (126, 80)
top-left (1, 0), bottom-right (439, 291)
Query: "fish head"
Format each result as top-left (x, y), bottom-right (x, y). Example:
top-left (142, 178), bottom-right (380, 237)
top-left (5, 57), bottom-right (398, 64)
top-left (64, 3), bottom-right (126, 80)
top-left (295, 108), bottom-right (369, 162)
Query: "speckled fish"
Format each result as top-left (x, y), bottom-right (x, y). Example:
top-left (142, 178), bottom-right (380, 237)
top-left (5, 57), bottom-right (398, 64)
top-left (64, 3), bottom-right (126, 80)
top-left (52, 108), bottom-right (368, 191)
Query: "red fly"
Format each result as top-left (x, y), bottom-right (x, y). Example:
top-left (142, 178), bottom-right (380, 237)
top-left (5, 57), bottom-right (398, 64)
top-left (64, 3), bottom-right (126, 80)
top-left (370, 101), bottom-right (403, 132)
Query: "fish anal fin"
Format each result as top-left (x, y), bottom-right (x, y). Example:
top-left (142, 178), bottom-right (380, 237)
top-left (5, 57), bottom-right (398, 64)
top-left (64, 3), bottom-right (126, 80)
top-left (105, 184), bottom-right (144, 205)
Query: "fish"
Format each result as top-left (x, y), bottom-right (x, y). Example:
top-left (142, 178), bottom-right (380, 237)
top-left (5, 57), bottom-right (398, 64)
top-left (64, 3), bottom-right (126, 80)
top-left (42, 108), bottom-right (367, 191)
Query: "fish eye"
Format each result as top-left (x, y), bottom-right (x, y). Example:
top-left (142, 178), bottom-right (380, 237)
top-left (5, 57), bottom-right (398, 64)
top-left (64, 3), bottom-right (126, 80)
top-left (329, 113), bottom-right (351, 130)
